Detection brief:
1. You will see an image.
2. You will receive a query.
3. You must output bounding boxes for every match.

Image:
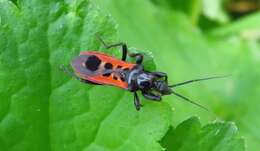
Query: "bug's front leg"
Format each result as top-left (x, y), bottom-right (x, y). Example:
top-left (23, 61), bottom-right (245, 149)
top-left (142, 91), bottom-right (161, 101)
top-left (133, 92), bottom-right (142, 111)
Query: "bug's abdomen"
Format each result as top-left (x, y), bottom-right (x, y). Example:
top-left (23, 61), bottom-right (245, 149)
top-left (71, 51), bottom-right (136, 89)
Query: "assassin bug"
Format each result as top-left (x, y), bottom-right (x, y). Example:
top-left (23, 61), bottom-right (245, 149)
top-left (61, 36), bottom-right (227, 111)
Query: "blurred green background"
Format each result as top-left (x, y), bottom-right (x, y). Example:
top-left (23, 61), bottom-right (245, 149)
top-left (96, 0), bottom-right (260, 150)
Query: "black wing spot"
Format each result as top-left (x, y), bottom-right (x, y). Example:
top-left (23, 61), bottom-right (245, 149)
top-left (123, 68), bottom-right (129, 71)
top-left (103, 63), bottom-right (113, 77)
top-left (117, 65), bottom-right (122, 69)
top-left (85, 55), bottom-right (101, 71)
top-left (102, 73), bottom-right (111, 77)
top-left (120, 77), bottom-right (125, 82)
top-left (113, 76), bottom-right (118, 80)
top-left (104, 62), bottom-right (113, 69)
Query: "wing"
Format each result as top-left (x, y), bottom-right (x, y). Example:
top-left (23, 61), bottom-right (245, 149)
top-left (71, 51), bottom-right (136, 89)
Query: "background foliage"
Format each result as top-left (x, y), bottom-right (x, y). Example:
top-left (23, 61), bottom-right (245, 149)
top-left (0, 0), bottom-right (259, 150)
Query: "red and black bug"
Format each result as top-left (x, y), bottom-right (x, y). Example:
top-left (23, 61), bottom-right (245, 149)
top-left (61, 36), bottom-right (227, 111)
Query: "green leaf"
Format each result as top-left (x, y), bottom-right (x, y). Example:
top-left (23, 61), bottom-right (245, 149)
top-left (0, 0), bottom-right (172, 151)
top-left (149, 0), bottom-right (229, 26)
top-left (201, 0), bottom-right (229, 23)
top-left (161, 117), bottom-right (245, 151)
top-left (210, 12), bottom-right (260, 39)
top-left (150, 0), bottom-right (202, 25)
top-left (96, 0), bottom-right (260, 150)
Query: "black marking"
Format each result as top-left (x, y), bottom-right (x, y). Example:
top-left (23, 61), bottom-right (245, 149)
top-left (104, 63), bottom-right (113, 69)
top-left (103, 73), bottom-right (111, 77)
top-left (123, 68), bottom-right (130, 71)
top-left (120, 77), bottom-right (125, 82)
top-left (117, 65), bottom-right (123, 69)
top-left (85, 55), bottom-right (101, 71)
top-left (140, 81), bottom-right (150, 87)
top-left (113, 76), bottom-right (118, 80)
top-left (82, 79), bottom-right (101, 85)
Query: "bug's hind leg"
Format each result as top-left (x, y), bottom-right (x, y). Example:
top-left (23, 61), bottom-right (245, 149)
top-left (60, 65), bottom-right (82, 81)
top-left (128, 53), bottom-right (143, 64)
top-left (96, 35), bottom-right (144, 64)
top-left (133, 92), bottom-right (142, 111)
top-left (96, 35), bottom-right (127, 61)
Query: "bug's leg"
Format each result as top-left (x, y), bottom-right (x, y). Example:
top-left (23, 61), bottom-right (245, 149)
top-left (60, 65), bottom-right (82, 81)
top-left (134, 92), bottom-right (142, 111)
top-left (142, 91), bottom-right (161, 101)
top-left (128, 53), bottom-right (143, 64)
top-left (152, 72), bottom-right (168, 83)
top-left (96, 35), bottom-right (127, 61)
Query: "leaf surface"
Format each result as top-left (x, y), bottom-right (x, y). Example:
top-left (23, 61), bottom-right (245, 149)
top-left (161, 117), bottom-right (245, 151)
top-left (0, 0), bottom-right (172, 151)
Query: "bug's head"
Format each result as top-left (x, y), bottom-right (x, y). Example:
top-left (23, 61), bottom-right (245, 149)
top-left (137, 73), bottom-right (229, 112)
top-left (136, 73), bottom-right (172, 95)
top-left (152, 80), bottom-right (172, 95)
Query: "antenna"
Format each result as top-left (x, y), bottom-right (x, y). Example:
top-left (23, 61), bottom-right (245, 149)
top-left (169, 75), bottom-right (229, 88)
top-left (171, 91), bottom-right (210, 112)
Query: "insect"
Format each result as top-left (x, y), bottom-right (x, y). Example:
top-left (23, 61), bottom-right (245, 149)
top-left (61, 36), bottom-right (227, 111)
